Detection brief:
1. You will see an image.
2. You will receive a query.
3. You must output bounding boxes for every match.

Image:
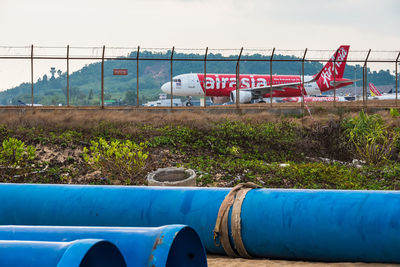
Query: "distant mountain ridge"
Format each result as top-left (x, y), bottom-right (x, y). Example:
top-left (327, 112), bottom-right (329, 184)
top-left (0, 51), bottom-right (396, 105)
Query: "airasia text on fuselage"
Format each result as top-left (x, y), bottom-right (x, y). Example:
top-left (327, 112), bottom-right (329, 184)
top-left (199, 74), bottom-right (300, 91)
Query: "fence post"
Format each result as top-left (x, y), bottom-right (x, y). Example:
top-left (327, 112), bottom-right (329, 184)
top-left (333, 48), bottom-right (339, 108)
top-left (170, 46), bottom-right (175, 108)
top-left (396, 51), bottom-right (400, 107)
top-left (270, 48), bottom-right (275, 107)
top-left (301, 48), bottom-right (307, 117)
top-left (136, 46), bottom-right (140, 108)
top-left (363, 49), bottom-right (371, 110)
top-left (204, 47), bottom-right (208, 108)
top-left (30, 44), bottom-right (34, 107)
top-left (235, 47), bottom-right (243, 109)
top-left (362, 62), bottom-right (365, 106)
top-left (66, 45), bottom-right (70, 107)
top-left (101, 45), bottom-right (105, 109)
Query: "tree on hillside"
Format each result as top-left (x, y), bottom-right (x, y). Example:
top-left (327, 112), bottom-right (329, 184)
top-left (62, 86), bottom-right (82, 103)
top-left (88, 89), bottom-right (93, 100)
top-left (123, 91), bottom-right (136, 105)
top-left (104, 93), bottom-right (112, 101)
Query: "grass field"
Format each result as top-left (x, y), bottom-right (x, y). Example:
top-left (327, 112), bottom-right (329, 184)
top-left (0, 108), bottom-right (400, 189)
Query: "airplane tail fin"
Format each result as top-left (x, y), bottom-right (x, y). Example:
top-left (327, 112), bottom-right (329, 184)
top-left (315, 45), bottom-right (350, 90)
top-left (369, 83), bottom-right (382, 96)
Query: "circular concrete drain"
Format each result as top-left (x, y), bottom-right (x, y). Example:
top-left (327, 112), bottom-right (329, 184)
top-left (147, 167), bottom-right (196, 186)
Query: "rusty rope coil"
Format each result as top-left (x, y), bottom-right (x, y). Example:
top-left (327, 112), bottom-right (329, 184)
top-left (213, 182), bottom-right (261, 258)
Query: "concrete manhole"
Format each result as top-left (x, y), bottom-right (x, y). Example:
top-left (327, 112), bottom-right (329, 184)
top-left (147, 167), bottom-right (196, 187)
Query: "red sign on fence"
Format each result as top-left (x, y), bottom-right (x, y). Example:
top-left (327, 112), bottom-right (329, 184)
top-left (113, 69), bottom-right (128, 75)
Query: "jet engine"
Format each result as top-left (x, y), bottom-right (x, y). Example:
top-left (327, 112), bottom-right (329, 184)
top-left (210, 96), bottom-right (230, 104)
top-left (230, 90), bottom-right (253, 104)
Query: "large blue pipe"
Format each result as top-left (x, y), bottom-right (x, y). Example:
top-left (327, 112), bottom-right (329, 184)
top-left (1, 183), bottom-right (400, 263)
top-left (0, 225), bottom-right (206, 267)
top-left (0, 239), bottom-right (126, 267)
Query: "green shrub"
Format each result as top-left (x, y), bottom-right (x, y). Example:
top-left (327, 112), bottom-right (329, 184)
top-left (148, 121), bottom-right (298, 162)
top-left (273, 162), bottom-right (363, 189)
top-left (203, 121), bottom-right (298, 161)
top-left (83, 138), bottom-right (149, 180)
top-left (390, 108), bottom-right (400, 118)
top-left (0, 138), bottom-right (36, 167)
top-left (150, 126), bottom-right (197, 148)
top-left (185, 155), bottom-right (369, 189)
top-left (53, 130), bottom-right (82, 143)
top-left (0, 124), bottom-right (9, 138)
top-left (343, 110), bottom-right (399, 165)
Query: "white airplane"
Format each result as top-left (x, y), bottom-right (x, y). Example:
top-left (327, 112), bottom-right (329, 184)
top-left (17, 100), bottom-right (43, 106)
top-left (161, 45), bottom-right (354, 105)
top-left (369, 83), bottom-right (398, 100)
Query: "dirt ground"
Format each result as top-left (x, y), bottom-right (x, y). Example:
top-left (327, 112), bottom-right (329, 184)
top-left (207, 255), bottom-right (399, 267)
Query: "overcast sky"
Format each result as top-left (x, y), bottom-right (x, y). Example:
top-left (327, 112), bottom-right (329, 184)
top-left (1, 0), bottom-right (399, 49)
top-left (0, 0), bottom-right (399, 90)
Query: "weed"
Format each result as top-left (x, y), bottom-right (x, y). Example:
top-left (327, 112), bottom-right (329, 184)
top-left (0, 124), bottom-right (9, 140)
top-left (0, 138), bottom-right (36, 167)
top-left (343, 110), bottom-right (399, 165)
top-left (50, 130), bottom-right (82, 146)
top-left (390, 108), bottom-right (400, 118)
top-left (83, 138), bottom-right (149, 182)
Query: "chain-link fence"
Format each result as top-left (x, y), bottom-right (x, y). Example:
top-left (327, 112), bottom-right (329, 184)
top-left (0, 45), bottom-right (399, 110)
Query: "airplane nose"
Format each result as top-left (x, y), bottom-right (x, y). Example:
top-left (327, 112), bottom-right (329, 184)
top-left (161, 82), bottom-right (171, 94)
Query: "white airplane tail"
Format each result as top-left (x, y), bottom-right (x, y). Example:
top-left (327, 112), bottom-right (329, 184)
top-left (369, 83), bottom-right (382, 96)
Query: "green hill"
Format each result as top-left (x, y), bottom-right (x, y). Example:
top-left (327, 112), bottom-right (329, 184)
top-left (0, 50), bottom-right (396, 106)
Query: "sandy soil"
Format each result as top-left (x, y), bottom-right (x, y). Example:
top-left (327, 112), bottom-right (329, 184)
top-left (207, 255), bottom-right (399, 267)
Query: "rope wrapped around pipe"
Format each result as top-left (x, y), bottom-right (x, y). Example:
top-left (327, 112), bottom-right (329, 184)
top-left (213, 182), bottom-right (260, 258)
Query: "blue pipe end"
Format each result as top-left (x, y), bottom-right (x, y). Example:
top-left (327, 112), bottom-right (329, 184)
top-left (0, 239), bottom-right (126, 267)
top-left (59, 239), bottom-right (127, 267)
top-left (166, 226), bottom-right (207, 267)
top-left (148, 226), bottom-right (207, 267)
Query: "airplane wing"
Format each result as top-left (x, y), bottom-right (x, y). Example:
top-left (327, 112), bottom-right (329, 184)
top-left (241, 81), bottom-right (307, 97)
top-left (242, 77), bottom-right (357, 97)
top-left (329, 79), bottom-right (358, 87)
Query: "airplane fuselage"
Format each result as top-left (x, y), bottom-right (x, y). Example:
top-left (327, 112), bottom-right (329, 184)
top-left (161, 73), bottom-right (351, 98)
top-left (160, 45), bottom-right (353, 104)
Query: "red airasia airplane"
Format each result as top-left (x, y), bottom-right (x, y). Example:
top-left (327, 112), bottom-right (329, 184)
top-left (161, 45), bottom-right (354, 105)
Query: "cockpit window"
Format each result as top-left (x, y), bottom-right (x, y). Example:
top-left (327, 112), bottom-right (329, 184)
top-left (173, 79), bottom-right (182, 86)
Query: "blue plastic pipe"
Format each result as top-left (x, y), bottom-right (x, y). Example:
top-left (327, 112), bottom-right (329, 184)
top-left (0, 225), bottom-right (206, 267)
top-left (0, 239), bottom-right (126, 267)
top-left (1, 183), bottom-right (400, 263)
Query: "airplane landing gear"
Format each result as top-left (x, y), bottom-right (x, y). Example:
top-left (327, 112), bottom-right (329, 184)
top-left (186, 96), bottom-right (193, 106)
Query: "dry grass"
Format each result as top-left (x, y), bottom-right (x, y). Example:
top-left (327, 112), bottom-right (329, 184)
top-left (0, 104), bottom-right (398, 131)
top-left (0, 110), bottom-right (283, 131)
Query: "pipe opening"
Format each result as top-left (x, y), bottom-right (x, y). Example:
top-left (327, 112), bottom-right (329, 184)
top-left (166, 227), bottom-right (207, 267)
top-left (80, 240), bottom-right (127, 267)
top-left (58, 240), bottom-right (127, 267)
